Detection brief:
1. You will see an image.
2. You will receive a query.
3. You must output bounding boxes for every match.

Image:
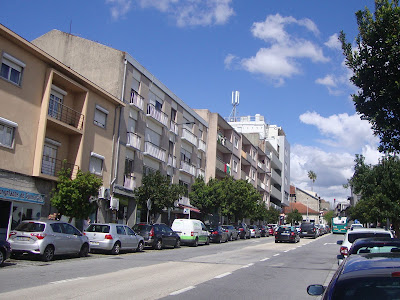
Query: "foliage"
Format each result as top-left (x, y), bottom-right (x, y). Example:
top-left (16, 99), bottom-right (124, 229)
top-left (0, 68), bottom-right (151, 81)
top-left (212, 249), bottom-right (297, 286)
top-left (189, 177), bottom-right (223, 218)
top-left (286, 209), bottom-right (302, 225)
top-left (134, 171), bottom-right (185, 215)
top-left (323, 210), bottom-right (335, 227)
top-left (251, 200), bottom-right (268, 222)
top-left (340, 0), bottom-right (400, 153)
top-left (265, 206), bottom-right (280, 224)
top-left (308, 170), bottom-right (317, 191)
top-left (51, 168), bottom-right (102, 222)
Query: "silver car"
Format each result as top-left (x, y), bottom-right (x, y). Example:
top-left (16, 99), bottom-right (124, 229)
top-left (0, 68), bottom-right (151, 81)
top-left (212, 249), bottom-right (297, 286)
top-left (84, 223), bottom-right (144, 254)
top-left (8, 219), bottom-right (90, 262)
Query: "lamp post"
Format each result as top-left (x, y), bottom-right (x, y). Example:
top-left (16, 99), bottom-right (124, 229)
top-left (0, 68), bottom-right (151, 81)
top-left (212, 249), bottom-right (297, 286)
top-left (306, 198), bottom-right (309, 221)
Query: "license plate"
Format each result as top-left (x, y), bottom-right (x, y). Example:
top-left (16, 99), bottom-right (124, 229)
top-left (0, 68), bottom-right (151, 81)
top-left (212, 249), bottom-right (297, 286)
top-left (16, 236), bottom-right (30, 241)
top-left (281, 233), bottom-right (289, 235)
top-left (90, 241), bottom-right (99, 245)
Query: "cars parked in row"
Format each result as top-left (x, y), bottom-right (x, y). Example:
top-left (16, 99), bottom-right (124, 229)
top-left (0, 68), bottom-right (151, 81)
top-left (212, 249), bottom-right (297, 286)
top-left (275, 225), bottom-right (300, 243)
top-left (249, 225), bottom-right (261, 238)
top-left (221, 225), bottom-right (239, 240)
top-left (299, 222), bottom-right (319, 239)
top-left (132, 223), bottom-right (180, 250)
top-left (235, 223), bottom-right (251, 239)
top-left (171, 219), bottom-right (210, 246)
top-left (207, 225), bottom-right (229, 243)
top-left (257, 225), bottom-right (270, 237)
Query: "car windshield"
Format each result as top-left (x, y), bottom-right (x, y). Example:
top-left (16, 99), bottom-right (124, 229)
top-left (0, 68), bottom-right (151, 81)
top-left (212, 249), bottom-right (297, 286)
top-left (14, 222), bottom-right (45, 232)
top-left (348, 232), bottom-right (392, 243)
top-left (278, 227), bottom-right (292, 232)
top-left (355, 246), bottom-right (400, 254)
top-left (301, 223), bottom-right (314, 230)
top-left (85, 224), bottom-right (110, 233)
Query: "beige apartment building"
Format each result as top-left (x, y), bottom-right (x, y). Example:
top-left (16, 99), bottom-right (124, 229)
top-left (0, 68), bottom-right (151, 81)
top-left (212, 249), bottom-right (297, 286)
top-left (33, 30), bottom-right (208, 226)
top-left (0, 25), bottom-right (124, 240)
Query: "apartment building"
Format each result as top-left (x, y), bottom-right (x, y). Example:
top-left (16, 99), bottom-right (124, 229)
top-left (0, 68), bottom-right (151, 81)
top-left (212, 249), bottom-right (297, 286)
top-left (0, 25), bottom-right (124, 240)
top-left (33, 30), bottom-right (208, 226)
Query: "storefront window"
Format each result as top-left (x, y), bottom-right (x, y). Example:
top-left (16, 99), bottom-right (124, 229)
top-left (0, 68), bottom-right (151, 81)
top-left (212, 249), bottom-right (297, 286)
top-left (11, 202), bottom-right (41, 229)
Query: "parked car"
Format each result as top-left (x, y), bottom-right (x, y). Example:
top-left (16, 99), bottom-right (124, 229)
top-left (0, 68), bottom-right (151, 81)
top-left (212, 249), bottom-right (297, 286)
top-left (267, 225), bottom-right (275, 236)
top-left (275, 226), bottom-right (300, 243)
top-left (171, 219), bottom-right (209, 246)
top-left (350, 223), bottom-right (363, 230)
top-left (234, 223), bottom-right (251, 239)
top-left (349, 237), bottom-right (400, 255)
top-left (257, 225), bottom-right (270, 237)
top-left (221, 225), bottom-right (239, 240)
top-left (206, 225), bottom-right (229, 243)
top-left (84, 223), bottom-right (144, 254)
top-left (249, 225), bottom-right (261, 238)
top-left (8, 220), bottom-right (90, 261)
top-left (307, 252), bottom-right (400, 299)
top-left (337, 227), bottom-right (394, 258)
top-left (299, 222), bottom-right (319, 239)
top-left (0, 240), bottom-right (11, 266)
top-left (132, 223), bottom-right (180, 250)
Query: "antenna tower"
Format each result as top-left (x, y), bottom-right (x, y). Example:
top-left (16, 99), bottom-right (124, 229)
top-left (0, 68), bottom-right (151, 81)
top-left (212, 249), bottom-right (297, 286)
top-left (229, 91), bottom-right (240, 122)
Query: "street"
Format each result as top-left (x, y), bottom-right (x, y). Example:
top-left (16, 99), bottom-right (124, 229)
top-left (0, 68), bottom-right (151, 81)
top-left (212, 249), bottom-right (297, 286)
top-left (0, 233), bottom-right (340, 299)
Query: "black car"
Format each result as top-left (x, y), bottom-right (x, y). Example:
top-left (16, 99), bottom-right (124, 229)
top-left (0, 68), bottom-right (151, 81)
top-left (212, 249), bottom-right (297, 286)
top-left (275, 226), bottom-right (300, 243)
top-left (299, 222), bottom-right (318, 239)
top-left (257, 225), bottom-right (270, 237)
top-left (234, 223), bottom-right (251, 239)
top-left (207, 225), bottom-right (229, 243)
top-left (221, 225), bottom-right (239, 241)
top-left (307, 253), bottom-right (400, 299)
top-left (0, 240), bottom-right (11, 266)
top-left (132, 223), bottom-right (180, 250)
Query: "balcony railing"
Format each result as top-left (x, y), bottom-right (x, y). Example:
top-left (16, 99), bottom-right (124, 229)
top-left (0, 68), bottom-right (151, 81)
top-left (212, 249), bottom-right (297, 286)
top-left (197, 168), bottom-right (205, 178)
top-left (143, 141), bottom-right (166, 162)
top-left (180, 161), bottom-right (196, 176)
top-left (182, 128), bottom-right (197, 146)
top-left (129, 90), bottom-right (144, 110)
top-left (198, 139), bottom-right (206, 152)
top-left (170, 120), bottom-right (178, 135)
top-left (216, 158), bottom-right (230, 175)
top-left (146, 104), bottom-right (168, 126)
top-left (168, 154), bottom-right (176, 168)
top-left (123, 174), bottom-right (136, 190)
top-left (126, 132), bottom-right (141, 150)
top-left (257, 161), bottom-right (267, 172)
top-left (41, 156), bottom-right (79, 178)
top-left (48, 100), bottom-right (84, 130)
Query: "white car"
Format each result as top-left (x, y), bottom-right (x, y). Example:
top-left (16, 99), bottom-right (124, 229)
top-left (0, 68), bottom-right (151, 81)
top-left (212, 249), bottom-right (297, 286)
top-left (350, 223), bottom-right (363, 230)
top-left (337, 228), bottom-right (393, 259)
top-left (171, 219), bottom-right (209, 246)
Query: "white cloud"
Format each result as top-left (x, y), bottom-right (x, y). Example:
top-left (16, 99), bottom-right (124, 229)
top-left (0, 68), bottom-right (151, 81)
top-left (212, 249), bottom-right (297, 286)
top-left (137, 0), bottom-right (235, 27)
top-left (315, 75), bottom-right (336, 87)
top-left (106, 0), bottom-right (132, 20)
top-left (325, 33), bottom-right (341, 50)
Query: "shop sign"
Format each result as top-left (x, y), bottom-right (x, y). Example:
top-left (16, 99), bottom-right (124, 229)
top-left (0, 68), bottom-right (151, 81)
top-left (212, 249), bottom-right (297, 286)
top-left (0, 187), bottom-right (45, 204)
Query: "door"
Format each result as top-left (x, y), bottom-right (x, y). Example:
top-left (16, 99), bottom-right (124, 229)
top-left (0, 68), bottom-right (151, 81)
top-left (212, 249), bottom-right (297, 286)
top-left (62, 223), bottom-right (83, 254)
top-left (125, 226), bottom-right (138, 249)
top-left (116, 225), bottom-right (129, 249)
top-left (42, 144), bottom-right (57, 176)
top-left (48, 90), bottom-right (63, 120)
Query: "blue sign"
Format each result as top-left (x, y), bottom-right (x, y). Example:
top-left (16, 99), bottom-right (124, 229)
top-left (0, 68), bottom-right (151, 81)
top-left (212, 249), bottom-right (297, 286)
top-left (0, 187), bottom-right (45, 205)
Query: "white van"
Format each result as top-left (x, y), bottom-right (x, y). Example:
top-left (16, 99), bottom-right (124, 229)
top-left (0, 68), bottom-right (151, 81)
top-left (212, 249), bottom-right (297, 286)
top-left (171, 219), bottom-right (209, 246)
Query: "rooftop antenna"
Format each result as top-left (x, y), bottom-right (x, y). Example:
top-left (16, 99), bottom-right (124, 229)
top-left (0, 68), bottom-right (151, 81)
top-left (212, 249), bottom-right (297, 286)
top-left (229, 91), bottom-right (240, 122)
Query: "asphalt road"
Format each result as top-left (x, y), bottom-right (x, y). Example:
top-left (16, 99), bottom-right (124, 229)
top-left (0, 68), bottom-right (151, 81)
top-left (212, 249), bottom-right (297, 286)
top-left (0, 233), bottom-right (341, 299)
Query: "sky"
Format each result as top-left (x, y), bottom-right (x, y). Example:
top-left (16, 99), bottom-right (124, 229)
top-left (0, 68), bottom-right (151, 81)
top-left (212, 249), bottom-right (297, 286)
top-left (1, 0), bottom-right (381, 207)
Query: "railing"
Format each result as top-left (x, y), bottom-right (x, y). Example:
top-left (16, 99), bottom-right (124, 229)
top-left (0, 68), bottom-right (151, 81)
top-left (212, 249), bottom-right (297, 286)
top-left (180, 161), bottom-right (196, 176)
top-left (48, 101), bottom-right (84, 130)
top-left (217, 134), bottom-right (233, 152)
top-left (257, 161), bottom-right (267, 172)
top-left (170, 120), bottom-right (178, 135)
top-left (182, 128), bottom-right (197, 146)
top-left (129, 90), bottom-right (144, 110)
top-left (197, 168), bottom-right (205, 178)
top-left (146, 104), bottom-right (168, 126)
top-left (143, 141), bottom-right (166, 162)
top-left (198, 139), bottom-right (206, 152)
top-left (168, 154), bottom-right (176, 168)
top-left (41, 156), bottom-right (79, 178)
top-left (126, 132), bottom-right (141, 150)
top-left (123, 174), bottom-right (136, 190)
top-left (216, 158), bottom-right (230, 175)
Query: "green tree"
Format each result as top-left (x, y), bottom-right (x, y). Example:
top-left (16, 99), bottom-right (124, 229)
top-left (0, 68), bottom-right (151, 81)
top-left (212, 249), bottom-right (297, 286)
top-left (340, 0), bottom-right (400, 153)
top-left (265, 206), bottom-right (280, 224)
top-left (189, 177), bottom-right (223, 219)
top-left (308, 170), bottom-right (317, 192)
top-left (286, 209), bottom-right (302, 225)
top-left (251, 200), bottom-right (268, 223)
top-left (323, 210), bottom-right (335, 227)
top-left (51, 168), bottom-right (102, 223)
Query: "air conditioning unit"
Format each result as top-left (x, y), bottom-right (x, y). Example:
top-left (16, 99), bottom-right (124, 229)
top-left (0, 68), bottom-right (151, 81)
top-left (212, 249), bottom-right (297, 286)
top-left (110, 196), bottom-right (119, 211)
top-left (98, 187), bottom-right (110, 200)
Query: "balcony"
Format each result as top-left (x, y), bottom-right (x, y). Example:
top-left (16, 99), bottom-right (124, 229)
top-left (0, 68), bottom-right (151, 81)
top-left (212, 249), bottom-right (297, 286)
top-left (271, 153), bottom-right (282, 170)
top-left (241, 150), bottom-right (250, 165)
top-left (217, 134), bottom-right (233, 153)
top-left (241, 172), bottom-right (249, 181)
top-left (41, 156), bottom-right (79, 178)
top-left (143, 141), bottom-right (166, 162)
top-left (197, 168), bottom-right (205, 178)
top-left (123, 174), bottom-right (136, 190)
top-left (170, 120), bottom-right (178, 135)
top-left (167, 154), bottom-right (176, 168)
top-left (126, 132), bottom-right (141, 150)
top-left (48, 100), bottom-right (84, 130)
top-left (146, 104), bottom-right (168, 126)
top-left (270, 185), bottom-right (282, 202)
top-left (257, 161), bottom-right (267, 172)
top-left (182, 128), bottom-right (197, 146)
top-left (129, 90), bottom-right (144, 111)
top-left (271, 169), bottom-right (282, 184)
top-left (216, 158), bottom-right (230, 175)
top-left (198, 139), bottom-right (206, 152)
top-left (180, 161), bottom-right (196, 176)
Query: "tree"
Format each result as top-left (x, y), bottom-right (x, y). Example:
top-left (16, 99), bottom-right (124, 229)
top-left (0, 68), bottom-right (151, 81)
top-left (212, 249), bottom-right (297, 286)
top-left (51, 168), bottom-right (102, 223)
top-left (265, 206), bottom-right (280, 224)
top-left (340, 0), bottom-right (400, 153)
top-left (189, 177), bottom-right (223, 219)
top-left (323, 210), bottom-right (335, 227)
top-left (308, 170), bottom-right (317, 191)
top-left (251, 200), bottom-right (268, 223)
top-left (286, 209), bottom-right (302, 225)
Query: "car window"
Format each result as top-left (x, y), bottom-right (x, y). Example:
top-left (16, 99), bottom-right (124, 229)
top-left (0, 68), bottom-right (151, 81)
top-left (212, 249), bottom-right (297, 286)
top-left (348, 232), bottom-right (392, 243)
top-left (116, 226), bottom-right (126, 235)
top-left (86, 224), bottom-right (110, 233)
top-left (125, 226), bottom-right (135, 235)
top-left (62, 223), bottom-right (81, 235)
top-left (133, 224), bottom-right (151, 232)
top-left (50, 223), bottom-right (63, 233)
top-left (201, 223), bottom-right (207, 231)
top-left (15, 222), bottom-right (45, 232)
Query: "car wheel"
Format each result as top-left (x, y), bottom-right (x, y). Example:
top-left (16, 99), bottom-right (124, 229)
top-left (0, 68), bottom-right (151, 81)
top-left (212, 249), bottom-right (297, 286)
top-left (111, 242), bottom-right (121, 255)
top-left (275, 240), bottom-right (278, 243)
top-left (154, 239), bottom-right (163, 250)
top-left (174, 239), bottom-right (181, 248)
top-left (229, 234), bottom-right (233, 241)
top-left (205, 237), bottom-right (210, 245)
top-left (42, 245), bottom-right (55, 262)
top-left (79, 244), bottom-right (89, 257)
top-left (193, 238), bottom-right (199, 247)
top-left (0, 250), bottom-right (4, 266)
top-left (136, 241), bottom-right (144, 252)
top-left (11, 252), bottom-right (22, 259)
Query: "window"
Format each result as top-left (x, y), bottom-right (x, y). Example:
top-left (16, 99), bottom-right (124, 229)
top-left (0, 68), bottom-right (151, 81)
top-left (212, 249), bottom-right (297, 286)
top-left (48, 86), bottom-right (66, 120)
top-left (171, 108), bottom-right (177, 122)
top-left (125, 150), bottom-right (134, 175)
top-left (89, 152), bottom-right (104, 175)
top-left (1, 53), bottom-right (25, 85)
top-left (0, 117), bottom-right (17, 148)
top-left (145, 128), bottom-right (161, 146)
top-left (149, 91), bottom-right (163, 111)
top-left (234, 136), bottom-right (239, 149)
top-left (181, 148), bottom-right (191, 164)
top-left (179, 180), bottom-right (189, 197)
top-left (94, 105), bottom-right (108, 128)
top-left (132, 78), bottom-right (140, 93)
top-left (233, 160), bottom-right (238, 172)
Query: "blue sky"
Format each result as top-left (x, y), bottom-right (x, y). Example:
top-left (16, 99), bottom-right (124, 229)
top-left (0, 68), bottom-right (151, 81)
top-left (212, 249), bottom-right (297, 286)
top-left (1, 0), bottom-right (381, 206)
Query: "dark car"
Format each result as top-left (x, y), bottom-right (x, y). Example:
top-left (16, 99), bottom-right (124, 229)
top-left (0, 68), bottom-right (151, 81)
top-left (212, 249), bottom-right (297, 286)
top-left (235, 223), bottom-right (251, 239)
top-left (207, 225), bottom-right (229, 243)
top-left (0, 240), bottom-right (11, 266)
top-left (257, 225), bottom-right (270, 237)
top-left (132, 223), bottom-right (180, 250)
top-left (307, 253), bottom-right (400, 299)
top-left (221, 225), bottom-right (239, 241)
top-left (275, 226), bottom-right (300, 243)
top-left (299, 222), bottom-right (318, 239)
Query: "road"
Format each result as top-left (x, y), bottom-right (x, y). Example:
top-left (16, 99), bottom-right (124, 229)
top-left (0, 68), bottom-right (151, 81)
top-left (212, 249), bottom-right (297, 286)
top-left (0, 233), bottom-right (341, 299)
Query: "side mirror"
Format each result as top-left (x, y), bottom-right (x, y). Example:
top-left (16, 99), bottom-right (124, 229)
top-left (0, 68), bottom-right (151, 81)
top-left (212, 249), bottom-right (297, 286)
top-left (337, 240), bottom-right (343, 245)
top-left (307, 284), bottom-right (325, 296)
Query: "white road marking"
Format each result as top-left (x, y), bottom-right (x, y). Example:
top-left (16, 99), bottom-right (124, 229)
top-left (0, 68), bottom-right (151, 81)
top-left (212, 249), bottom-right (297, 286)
top-left (241, 263), bottom-right (254, 269)
top-left (324, 242), bottom-right (337, 245)
top-left (273, 253), bottom-right (280, 257)
top-left (284, 250), bottom-right (291, 252)
top-left (169, 286), bottom-right (196, 295)
top-left (260, 257), bottom-right (270, 262)
top-left (214, 272), bottom-right (232, 279)
top-left (50, 277), bottom-right (86, 285)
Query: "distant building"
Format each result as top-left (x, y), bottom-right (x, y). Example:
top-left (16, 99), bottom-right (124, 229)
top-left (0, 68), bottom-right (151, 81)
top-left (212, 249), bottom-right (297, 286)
top-left (283, 202), bottom-right (320, 224)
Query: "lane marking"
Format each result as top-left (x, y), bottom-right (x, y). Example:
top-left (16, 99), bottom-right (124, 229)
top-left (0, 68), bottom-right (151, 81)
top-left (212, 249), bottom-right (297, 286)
top-left (284, 250), bottom-right (291, 252)
top-left (169, 286), bottom-right (196, 295)
top-left (214, 272), bottom-right (232, 279)
top-left (273, 254), bottom-right (280, 257)
top-left (50, 277), bottom-right (85, 285)
top-left (324, 242), bottom-right (337, 245)
top-left (260, 257), bottom-right (270, 262)
top-left (241, 263), bottom-right (254, 269)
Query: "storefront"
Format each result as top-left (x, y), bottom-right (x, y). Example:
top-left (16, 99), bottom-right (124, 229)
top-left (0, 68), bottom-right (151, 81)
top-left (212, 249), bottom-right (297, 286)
top-left (0, 187), bottom-right (45, 240)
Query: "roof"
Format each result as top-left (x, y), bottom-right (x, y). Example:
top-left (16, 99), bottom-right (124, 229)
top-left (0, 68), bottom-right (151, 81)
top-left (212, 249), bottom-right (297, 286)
top-left (342, 253), bottom-right (400, 277)
top-left (283, 202), bottom-right (319, 215)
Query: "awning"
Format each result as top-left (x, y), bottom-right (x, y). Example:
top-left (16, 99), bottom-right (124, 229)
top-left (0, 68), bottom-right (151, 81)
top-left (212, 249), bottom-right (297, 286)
top-left (178, 204), bottom-right (201, 213)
